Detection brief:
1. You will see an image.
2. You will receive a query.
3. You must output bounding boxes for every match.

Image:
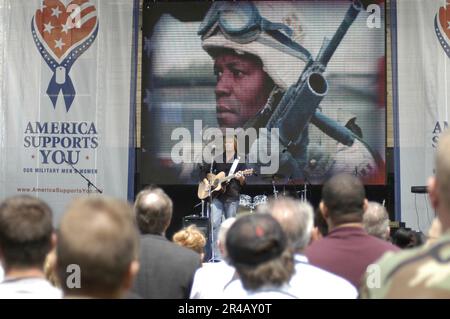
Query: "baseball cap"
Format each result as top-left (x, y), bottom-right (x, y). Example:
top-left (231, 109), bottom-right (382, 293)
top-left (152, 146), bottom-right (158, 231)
top-left (226, 213), bottom-right (287, 267)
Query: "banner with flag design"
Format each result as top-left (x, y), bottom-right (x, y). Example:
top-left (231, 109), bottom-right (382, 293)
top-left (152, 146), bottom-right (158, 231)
top-left (393, 0), bottom-right (450, 232)
top-left (0, 0), bottom-right (137, 222)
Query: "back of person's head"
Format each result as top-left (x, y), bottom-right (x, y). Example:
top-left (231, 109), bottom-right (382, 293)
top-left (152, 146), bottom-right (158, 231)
top-left (321, 174), bottom-right (366, 226)
top-left (217, 217), bottom-right (236, 258)
top-left (409, 231), bottom-right (426, 248)
top-left (434, 131), bottom-right (450, 212)
top-left (173, 225), bottom-right (206, 256)
top-left (257, 197), bottom-right (313, 252)
top-left (225, 214), bottom-right (294, 290)
top-left (363, 202), bottom-right (390, 240)
top-left (392, 228), bottom-right (414, 249)
top-left (57, 196), bottom-right (139, 298)
top-left (134, 186), bottom-right (173, 235)
top-left (0, 195), bottom-right (53, 271)
top-left (426, 218), bottom-right (442, 246)
top-left (313, 206), bottom-right (329, 238)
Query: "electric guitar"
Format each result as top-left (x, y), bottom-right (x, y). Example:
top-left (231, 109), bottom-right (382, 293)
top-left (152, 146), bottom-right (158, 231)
top-left (197, 169), bottom-right (254, 200)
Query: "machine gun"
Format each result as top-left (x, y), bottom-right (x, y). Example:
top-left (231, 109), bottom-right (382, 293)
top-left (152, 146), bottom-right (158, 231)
top-left (266, 0), bottom-right (367, 150)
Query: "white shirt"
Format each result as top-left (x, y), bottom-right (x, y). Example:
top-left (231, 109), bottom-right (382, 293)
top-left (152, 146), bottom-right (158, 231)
top-left (0, 265), bottom-right (4, 283)
top-left (190, 261), bottom-right (237, 299)
top-left (223, 282), bottom-right (298, 299)
top-left (290, 254), bottom-right (357, 299)
top-left (221, 254), bottom-right (357, 299)
top-left (0, 277), bottom-right (62, 299)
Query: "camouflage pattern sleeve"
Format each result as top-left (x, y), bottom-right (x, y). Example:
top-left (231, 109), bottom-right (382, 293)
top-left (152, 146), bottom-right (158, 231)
top-left (361, 232), bottom-right (450, 298)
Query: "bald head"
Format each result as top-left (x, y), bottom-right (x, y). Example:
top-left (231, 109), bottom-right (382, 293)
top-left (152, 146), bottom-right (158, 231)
top-left (57, 196), bottom-right (139, 298)
top-left (322, 174), bottom-right (366, 225)
top-left (257, 197), bottom-right (314, 252)
top-left (363, 202), bottom-right (390, 240)
top-left (134, 186), bottom-right (173, 235)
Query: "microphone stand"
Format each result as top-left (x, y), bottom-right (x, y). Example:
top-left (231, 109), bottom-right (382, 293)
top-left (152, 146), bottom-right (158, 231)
top-left (302, 181), bottom-right (307, 202)
top-left (208, 155), bottom-right (215, 262)
top-left (302, 176), bottom-right (311, 202)
top-left (207, 147), bottom-right (216, 218)
top-left (287, 175), bottom-right (297, 199)
top-left (191, 201), bottom-right (203, 218)
top-left (294, 176), bottom-right (309, 202)
top-left (272, 176), bottom-right (279, 199)
top-left (66, 160), bottom-right (102, 194)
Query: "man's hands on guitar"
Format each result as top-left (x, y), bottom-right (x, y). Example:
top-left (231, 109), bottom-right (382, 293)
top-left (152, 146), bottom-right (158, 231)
top-left (197, 169), bottom-right (253, 200)
top-left (235, 172), bottom-right (245, 185)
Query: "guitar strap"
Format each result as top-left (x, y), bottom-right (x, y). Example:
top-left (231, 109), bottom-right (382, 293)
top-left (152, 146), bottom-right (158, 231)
top-left (228, 156), bottom-right (240, 176)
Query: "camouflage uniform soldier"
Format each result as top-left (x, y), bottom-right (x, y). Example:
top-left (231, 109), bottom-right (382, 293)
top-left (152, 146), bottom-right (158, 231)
top-left (361, 131), bottom-right (450, 298)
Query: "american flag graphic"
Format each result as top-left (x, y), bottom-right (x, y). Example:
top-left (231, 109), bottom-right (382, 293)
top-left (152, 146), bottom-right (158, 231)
top-left (435, 0), bottom-right (450, 58)
top-left (31, 0), bottom-right (99, 110)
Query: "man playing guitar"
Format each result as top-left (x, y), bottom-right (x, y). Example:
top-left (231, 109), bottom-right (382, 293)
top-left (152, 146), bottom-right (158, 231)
top-left (205, 135), bottom-right (246, 261)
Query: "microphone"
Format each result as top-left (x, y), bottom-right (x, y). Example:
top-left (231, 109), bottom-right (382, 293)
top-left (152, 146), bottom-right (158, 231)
top-left (210, 145), bottom-right (216, 161)
top-left (411, 186), bottom-right (427, 194)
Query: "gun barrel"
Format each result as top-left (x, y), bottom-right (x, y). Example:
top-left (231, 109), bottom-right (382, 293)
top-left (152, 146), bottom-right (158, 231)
top-left (276, 72), bottom-right (328, 147)
top-left (266, 1), bottom-right (363, 150)
top-left (318, 1), bottom-right (362, 67)
top-left (311, 112), bottom-right (355, 147)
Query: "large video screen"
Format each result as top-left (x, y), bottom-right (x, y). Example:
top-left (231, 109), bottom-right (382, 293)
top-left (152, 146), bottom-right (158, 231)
top-left (141, 0), bottom-right (386, 185)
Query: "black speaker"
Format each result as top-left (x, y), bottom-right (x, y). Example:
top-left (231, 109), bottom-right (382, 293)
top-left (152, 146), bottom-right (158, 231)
top-left (183, 215), bottom-right (210, 242)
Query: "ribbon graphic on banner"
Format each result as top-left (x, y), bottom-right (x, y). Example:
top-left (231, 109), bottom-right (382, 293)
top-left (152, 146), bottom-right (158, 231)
top-left (31, 0), bottom-right (99, 111)
top-left (434, 1), bottom-right (450, 58)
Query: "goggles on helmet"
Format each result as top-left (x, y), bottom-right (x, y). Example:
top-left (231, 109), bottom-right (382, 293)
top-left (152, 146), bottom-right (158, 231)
top-left (198, 1), bottom-right (312, 62)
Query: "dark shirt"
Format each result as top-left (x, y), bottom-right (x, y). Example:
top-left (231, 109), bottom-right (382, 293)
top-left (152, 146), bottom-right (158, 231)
top-left (304, 226), bottom-right (400, 288)
top-left (132, 234), bottom-right (201, 299)
top-left (211, 154), bottom-right (245, 201)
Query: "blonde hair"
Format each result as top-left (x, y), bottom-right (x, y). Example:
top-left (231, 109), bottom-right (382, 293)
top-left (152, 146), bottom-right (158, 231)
top-left (172, 225), bottom-right (206, 255)
top-left (44, 249), bottom-right (60, 288)
top-left (223, 134), bottom-right (238, 153)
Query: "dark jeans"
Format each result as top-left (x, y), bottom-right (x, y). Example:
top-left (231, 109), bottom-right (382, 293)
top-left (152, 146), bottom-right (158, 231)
top-left (209, 197), bottom-right (239, 261)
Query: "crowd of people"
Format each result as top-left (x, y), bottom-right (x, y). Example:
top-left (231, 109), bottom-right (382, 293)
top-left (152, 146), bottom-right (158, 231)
top-left (0, 131), bottom-right (449, 299)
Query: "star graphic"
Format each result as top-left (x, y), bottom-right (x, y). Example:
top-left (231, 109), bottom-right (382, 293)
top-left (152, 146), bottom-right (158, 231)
top-left (51, 6), bottom-right (62, 18)
top-left (54, 38), bottom-right (65, 50)
top-left (61, 20), bottom-right (71, 34)
top-left (43, 22), bottom-right (54, 34)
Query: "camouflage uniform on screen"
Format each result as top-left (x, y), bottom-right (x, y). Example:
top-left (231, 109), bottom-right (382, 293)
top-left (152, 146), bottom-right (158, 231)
top-left (360, 231), bottom-right (450, 298)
